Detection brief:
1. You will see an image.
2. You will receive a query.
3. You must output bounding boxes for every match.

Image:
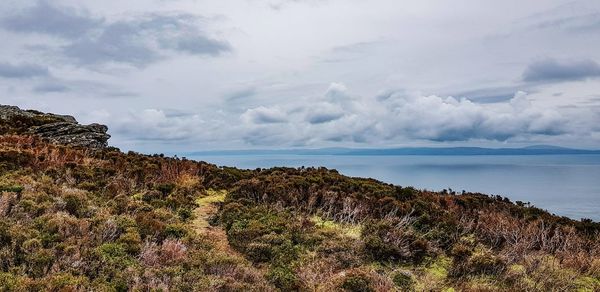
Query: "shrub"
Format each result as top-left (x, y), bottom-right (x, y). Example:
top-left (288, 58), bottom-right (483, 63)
top-left (45, 273), bottom-right (88, 291)
top-left (177, 207), bottom-right (193, 221)
top-left (0, 222), bottom-right (10, 247)
top-left (160, 239), bottom-right (187, 265)
top-left (26, 248), bottom-right (55, 277)
top-left (63, 191), bottom-right (87, 217)
top-left (135, 212), bottom-right (166, 240)
top-left (266, 265), bottom-right (299, 291)
top-left (450, 246), bottom-right (505, 277)
top-left (0, 272), bottom-right (19, 291)
top-left (165, 224), bottom-right (187, 239)
top-left (339, 270), bottom-right (374, 292)
top-left (117, 228), bottom-right (142, 254)
top-left (362, 218), bottom-right (430, 263)
top-left (0, 184), bottom-right (24, 194)
top-left (245, 242), bottom-right (273, 262)
top-left (316, 238), bottom-right (362, 270)
top-left (96, 243), bottom-right (133, 269)
top-left (156, 183), bottom-right (175, 196)
top-left (392, 270), bottom-right (414, 290)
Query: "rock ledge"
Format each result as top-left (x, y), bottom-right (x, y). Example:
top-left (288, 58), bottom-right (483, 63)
top-left (0, 105), bottom-right (110, 148)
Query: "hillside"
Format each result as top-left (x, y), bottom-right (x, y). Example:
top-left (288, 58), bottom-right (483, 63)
top-left (0, 105), bottom-right (599, 291)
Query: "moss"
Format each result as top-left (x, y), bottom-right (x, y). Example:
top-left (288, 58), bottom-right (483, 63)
top-left (426, 256), bottom-right (451, 279)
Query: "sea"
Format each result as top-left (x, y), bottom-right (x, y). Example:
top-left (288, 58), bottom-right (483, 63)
top-left (187, 154), bottom-right (600, 221)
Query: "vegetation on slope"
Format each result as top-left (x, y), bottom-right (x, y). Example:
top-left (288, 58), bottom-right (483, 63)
top-left (0, 132), bottom-right (599, 291)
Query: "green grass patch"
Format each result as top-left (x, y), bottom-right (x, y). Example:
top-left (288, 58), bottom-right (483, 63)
top-left (426, 256), bottom-right (451, 279)
top-left (310, 215), bottom-right (362, 239)
top-left (197, 189), bottom-right (227, 206)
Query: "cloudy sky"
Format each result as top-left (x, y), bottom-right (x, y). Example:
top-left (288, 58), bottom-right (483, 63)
top-left (1, 0), bottom-right (600, 152)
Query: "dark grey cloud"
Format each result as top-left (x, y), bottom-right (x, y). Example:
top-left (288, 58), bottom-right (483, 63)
top-left (1, 1), bottom-right (230, 67)
top-left (522, 58), bottom-right (600, 82)
top-left (63, 14), bottom-right (231, 66)
top-left (62, 21), bottom-right (160, 66)
top-left (1, 0), bottom-right (101, 38)
top-left (0, 62), bottom-right (49, 78)
top-left (306, 112), bottom-right (343, 124)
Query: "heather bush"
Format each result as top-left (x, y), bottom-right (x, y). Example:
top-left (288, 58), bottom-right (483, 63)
top-left (362, 217), bottom-right (431, 264)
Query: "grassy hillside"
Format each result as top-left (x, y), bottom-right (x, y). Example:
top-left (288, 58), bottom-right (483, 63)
top-left (0, 133), bottom-right (599, 291)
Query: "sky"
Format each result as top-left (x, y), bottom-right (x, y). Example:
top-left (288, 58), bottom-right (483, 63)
top-left (1, 0), bottom-right (600, 152)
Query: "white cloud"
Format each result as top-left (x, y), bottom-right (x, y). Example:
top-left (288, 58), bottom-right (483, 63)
top-left (235, 84), bottom-right (574, 146)
top-left (381, 91), bottom-right (567, 142)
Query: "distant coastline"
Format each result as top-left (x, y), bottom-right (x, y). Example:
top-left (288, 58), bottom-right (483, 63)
top-left (188, 145), bottom-right (600, 156)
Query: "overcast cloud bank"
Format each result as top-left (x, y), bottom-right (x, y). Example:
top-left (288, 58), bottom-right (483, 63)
top-left (0, 0), bottom-right (599, 151)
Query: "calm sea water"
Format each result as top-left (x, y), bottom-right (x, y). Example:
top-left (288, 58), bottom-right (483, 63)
top-left (188, 154), bottom-right (600, 221)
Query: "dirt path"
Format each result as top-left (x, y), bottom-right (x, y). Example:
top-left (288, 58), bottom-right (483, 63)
top-left (192, 190), bottom-right (241, 254)
top-left (192, 192), bottom-right (273, 289)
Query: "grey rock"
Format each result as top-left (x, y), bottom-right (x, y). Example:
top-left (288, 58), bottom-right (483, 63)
top-left (0, 105), bottom-right (110, 148)
top-left (0, 105), bottom-right (77, 123)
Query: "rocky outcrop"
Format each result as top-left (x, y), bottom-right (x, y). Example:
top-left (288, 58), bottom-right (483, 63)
top-left (0, 105), bottom-right (110, 148)
top-left (31, 122), bottom-right (110, 148)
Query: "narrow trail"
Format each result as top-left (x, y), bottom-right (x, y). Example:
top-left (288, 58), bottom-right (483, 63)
top-left (192, 190), bottom-right (274, 290)
top-left (192, 190), bottom-right (243, 256)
